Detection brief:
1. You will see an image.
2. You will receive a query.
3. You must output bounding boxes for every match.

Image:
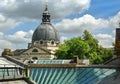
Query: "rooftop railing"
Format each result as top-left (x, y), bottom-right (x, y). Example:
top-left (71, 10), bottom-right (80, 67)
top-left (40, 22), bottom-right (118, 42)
top-left (0, 64), bottom-right (27, 81)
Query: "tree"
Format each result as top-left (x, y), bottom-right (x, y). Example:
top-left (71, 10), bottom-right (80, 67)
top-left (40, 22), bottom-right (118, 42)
top-left (55, 44), bottom-right (69, 59)
top-left (65, 37), bottom-right (90, 59)
top-left (83, 30), bottom-right (99, 52)
top-left (55, 30), bottom-right (113, 64)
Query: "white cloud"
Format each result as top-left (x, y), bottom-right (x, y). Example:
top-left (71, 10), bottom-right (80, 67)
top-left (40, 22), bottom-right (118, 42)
top-left (96, 34), bottom-right (112, 39)
top-left (0, 14), bottom-right (20, 31)
top-left (60, 36), bottom-right (68, 44)
top-left (0, 30), bottom-right (33, 54)
top-left (0, 32), bottom-right (3, 38)
top-left (0, 40), bottom-right (15, 49)
top-left (55, 14), bottom-right (109, 34)
top-left (109, 12), bottom-right (120, 28)
top-left (24, 0), bottom-right (30, 3)
top-left (95, 34), bottom-right (114, 48)
top-left (6, 30), bottom-right (33, 43)
top-left (0, 39), bottom-right (16, 54)
top-left (55, 12), bottom-right (120, 35)
top-left (0, 14), bottom-right (6, 22)
top-left (0, 0), bottom-right (90, 20)
top-left (0, 0), bottom-right (17, 10)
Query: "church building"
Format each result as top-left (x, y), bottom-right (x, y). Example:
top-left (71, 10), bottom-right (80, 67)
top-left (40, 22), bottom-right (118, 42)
top-left (11, 4), bottom-right (60, 60)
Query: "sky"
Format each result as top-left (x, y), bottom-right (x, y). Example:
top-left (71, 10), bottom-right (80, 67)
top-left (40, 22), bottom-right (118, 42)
top-left (0, 0), bottom-right (120, 54)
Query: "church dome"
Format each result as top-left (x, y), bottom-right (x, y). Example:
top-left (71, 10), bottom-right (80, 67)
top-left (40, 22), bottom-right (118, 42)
top-left (32, 4), bottom-right (59, 42)
top-left (32, 23), bottom-right (59, 42)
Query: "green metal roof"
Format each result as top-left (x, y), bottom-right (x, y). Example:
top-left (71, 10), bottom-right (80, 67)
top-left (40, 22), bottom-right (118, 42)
top-left (30, 67), bottom-right (116, 84)
top-left (37, 60), bottom-right (64, 64)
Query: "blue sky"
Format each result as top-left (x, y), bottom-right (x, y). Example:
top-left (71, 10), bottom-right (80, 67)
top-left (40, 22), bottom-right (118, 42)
top-left (0, 0), bottom-right (120, 54)
top-left (86, 0), bottom-right (120, 18)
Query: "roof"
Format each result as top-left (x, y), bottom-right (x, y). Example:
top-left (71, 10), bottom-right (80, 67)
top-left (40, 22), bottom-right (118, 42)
top-left (32, 23), bottom-right (59, 42)
top-left (98, 72), bottom-right (120, 84)
top-left (36, 59), bottom-right (64, 64)
top-left (27, 46), bottom-right (52, 54)
top-left (0, 56), bottom-right (18, 66)
top-left (29, 66), bottom-right (116, 84)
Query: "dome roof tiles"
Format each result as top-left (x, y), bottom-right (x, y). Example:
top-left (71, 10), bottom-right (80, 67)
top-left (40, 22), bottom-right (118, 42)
top-left (32, 23), bottom-right (59, 42)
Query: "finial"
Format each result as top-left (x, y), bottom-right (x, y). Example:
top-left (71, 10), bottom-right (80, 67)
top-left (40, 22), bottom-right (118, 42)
top-left (42, 2), bottom-right (50, 23)
top-left (45, 2), bottom-right (48, 11)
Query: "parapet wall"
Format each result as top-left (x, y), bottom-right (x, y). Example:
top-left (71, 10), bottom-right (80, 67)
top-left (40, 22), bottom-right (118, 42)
top-left (29, 63), bottom-right (76, 68)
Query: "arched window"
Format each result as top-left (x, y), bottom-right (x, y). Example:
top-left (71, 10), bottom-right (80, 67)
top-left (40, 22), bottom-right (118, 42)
top-left (40, 40), bottom-right (43, 44)
top-left (32, 49), bottom-right (38, 52)
top-left (32, 57), bottom-right (38, 60)
top-left (51, 40), bottom-right (54, 45)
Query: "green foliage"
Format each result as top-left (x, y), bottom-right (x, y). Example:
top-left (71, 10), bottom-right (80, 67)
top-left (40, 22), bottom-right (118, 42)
top-left (55, 30), bottom-right (113, 64)
top-left (55, 44), bottom-right (69, 59)
top-left (65, 37), bottom-right (90, 59)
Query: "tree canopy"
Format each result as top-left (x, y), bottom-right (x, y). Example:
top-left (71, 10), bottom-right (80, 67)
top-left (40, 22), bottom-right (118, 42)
top-left (55, 30), bottom-right (113, 64)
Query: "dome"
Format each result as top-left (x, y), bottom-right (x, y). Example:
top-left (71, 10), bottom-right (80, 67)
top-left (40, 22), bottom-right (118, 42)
top-left (32, 4), bottom-right (59, 42)
top-left (32, 23), bottom-right (59, 42)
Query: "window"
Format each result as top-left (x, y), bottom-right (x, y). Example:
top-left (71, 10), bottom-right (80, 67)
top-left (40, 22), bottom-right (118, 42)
top-left (40, 40), bottom-right (43, 44)
top-left (32, 49), bottom-right (38, 52)
top-left (51, 41), bottom-right (54, 45)
top-left (32, 57), bottom-right (38, 60)
top-left (28, 60), bottom-right (33, 63)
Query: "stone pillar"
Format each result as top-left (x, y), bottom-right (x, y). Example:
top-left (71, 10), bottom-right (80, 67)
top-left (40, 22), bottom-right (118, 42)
top-left (27, 67), bottom-right (30, 77)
